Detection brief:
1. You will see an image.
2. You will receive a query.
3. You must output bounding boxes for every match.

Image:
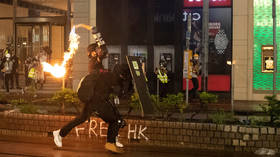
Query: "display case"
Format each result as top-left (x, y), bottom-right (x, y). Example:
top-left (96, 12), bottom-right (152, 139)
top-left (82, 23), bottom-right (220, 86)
top-left (128, 46), bottom-right (147, 71)
top-left (261, 45), bottom-right (274, 73)
top-left (108, 53), bottom-right (120, 70)
top-left (105, 45), bottom-right (121, 71)
top-left (159, 53), bottom-right (172, 72)
top-left (154, 46), bottom-right (174, 73)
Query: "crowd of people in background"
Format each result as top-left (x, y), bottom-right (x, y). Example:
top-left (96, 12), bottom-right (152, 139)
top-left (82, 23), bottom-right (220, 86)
top-left (24, 49), bottom-right (47, 89)
top-left (0, 48), bottom-right (20, 93)
top-left (0, 46), bottom-right (52, 93)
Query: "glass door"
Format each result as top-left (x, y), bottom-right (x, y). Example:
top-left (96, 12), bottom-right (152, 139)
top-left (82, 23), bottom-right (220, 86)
top-left (16, 24), bottom-right (50, 71)
top-left (16, 25), bottom-right (32, 72)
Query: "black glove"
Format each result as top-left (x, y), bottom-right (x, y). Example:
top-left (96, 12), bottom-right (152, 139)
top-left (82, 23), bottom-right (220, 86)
top-left (91, 26), bottom-right (98, 34)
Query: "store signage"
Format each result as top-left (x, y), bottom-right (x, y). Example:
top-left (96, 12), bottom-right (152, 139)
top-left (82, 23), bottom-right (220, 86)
top-left (214, 29), bottom-right (229, 54)
top-left (155, 12), bottom-right (201, 23)
top-left (261, 45), bottom-right (274, 73)
top-left (184, 0), bottom-right (232, 7)
top-left (183, 11), bottom-right (201, 21)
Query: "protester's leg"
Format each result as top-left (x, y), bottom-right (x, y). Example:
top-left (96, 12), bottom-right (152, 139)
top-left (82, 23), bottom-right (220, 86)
top-left (59, 103), bottom-right (93, 137)
top-left (5, 74), bottom-right (10, 92)
top-left (107, 122), bottom-right (119, 143)
top-left (15, 72), bottom-right (20, 88)
top-left (95, 101), bottom-right (124, 153)
top-left (95, 101), bottom-right (119, 143)
top-left (98, 103), bottom-right (124, 153)
top-left (53, 103), bottom-right (93, 147)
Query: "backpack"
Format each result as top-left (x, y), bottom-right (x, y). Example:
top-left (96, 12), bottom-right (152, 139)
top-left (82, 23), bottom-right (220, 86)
top-left (77, 73), bottom-right (98, 103)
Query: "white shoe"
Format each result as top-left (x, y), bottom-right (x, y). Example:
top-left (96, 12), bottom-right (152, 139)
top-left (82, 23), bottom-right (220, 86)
top-left (115, 137), bottom-right (124, 148)
top-left (53, 129), bottom-right (62, 147)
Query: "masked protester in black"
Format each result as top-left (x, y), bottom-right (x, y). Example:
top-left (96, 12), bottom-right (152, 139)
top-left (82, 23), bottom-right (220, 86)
top-left (53, 43), bottom-right (132, 154)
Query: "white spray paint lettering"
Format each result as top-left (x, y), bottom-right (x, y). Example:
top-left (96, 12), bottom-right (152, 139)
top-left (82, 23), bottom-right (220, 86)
top-left (99, 121), bottom-right (107, 137)
top-left (128, 124), bottom-right (148, 141)
top-left (89, 119), bottom-right (97, 137)
top-left (75, 119), bottom-right (149, 141)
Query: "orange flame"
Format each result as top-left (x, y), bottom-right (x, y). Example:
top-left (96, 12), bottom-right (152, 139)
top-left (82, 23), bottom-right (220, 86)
top-left (41, 63), bottom-right (66, 78)
top-left (42, 26), bottom-right (80, 78)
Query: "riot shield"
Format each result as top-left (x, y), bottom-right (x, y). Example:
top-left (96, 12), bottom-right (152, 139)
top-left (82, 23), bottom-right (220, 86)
top-left (126, 56), bottom-right (154, 116)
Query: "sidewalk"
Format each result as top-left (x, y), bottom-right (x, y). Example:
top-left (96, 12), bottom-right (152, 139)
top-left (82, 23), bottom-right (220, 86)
top-left (0, 135), bottom-right (257, 157)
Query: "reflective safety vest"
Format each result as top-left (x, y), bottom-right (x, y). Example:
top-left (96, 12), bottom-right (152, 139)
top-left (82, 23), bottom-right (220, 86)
top-left (28, 68), bottom-right (36, 79)
top-left (157, 69), bottom-right (168, 83)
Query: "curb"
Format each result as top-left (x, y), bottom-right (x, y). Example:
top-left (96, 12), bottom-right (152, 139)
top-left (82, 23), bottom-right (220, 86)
top-left (0, 112), bottom-right (279, 153)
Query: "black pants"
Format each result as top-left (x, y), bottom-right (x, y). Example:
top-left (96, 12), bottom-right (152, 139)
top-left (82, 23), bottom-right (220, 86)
top-left (0, 72), bottom-right (4, 88)
top-left (190, 77), bottom-right (199, 99)
top-left (59, 100), bottom-right (120, 143)
top-left (10, 71), bottom-right (19, 88)
top-left (159, 83), bottom-right (168, 98)
top-left (25, 68), bottom-right (31, 86)
top-left (4, 73), bottom-right (12, 92)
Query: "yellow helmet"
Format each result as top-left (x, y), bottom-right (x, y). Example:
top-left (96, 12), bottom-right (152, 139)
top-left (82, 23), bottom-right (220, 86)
top-left (193, 53), bottom-right (199, 60)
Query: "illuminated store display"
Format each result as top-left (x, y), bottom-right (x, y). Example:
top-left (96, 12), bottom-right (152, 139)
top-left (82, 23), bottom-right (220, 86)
top-left (183, 1), bottom-right (232, 91)
top-left (261, 46), bottom-right (274, 73)
top-left (253, 0), bottom-right (280, 90)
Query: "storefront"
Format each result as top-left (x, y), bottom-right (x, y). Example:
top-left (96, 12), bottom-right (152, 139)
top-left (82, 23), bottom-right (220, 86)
top-left (253, 0), bottom-right (280, 92)
top-left (183, 0), bottom-right (232, 92)
top-left (0, 1), bottom-right (68, 72)
top-left (95, 0), bottom-right (182, 94)
top-left (232, 0), bottom-right (280, 101)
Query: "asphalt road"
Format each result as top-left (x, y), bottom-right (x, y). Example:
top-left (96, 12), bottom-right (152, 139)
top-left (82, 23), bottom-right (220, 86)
top-left (0, 136), bottom-right (258, 157)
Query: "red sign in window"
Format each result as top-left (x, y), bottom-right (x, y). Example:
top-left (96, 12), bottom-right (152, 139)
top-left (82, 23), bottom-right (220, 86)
top-left (184, 0), bottom-right (232, 7)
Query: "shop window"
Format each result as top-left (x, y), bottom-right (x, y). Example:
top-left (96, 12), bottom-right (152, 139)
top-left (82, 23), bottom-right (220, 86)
top-left (261, 45), bottom-right (274, 73)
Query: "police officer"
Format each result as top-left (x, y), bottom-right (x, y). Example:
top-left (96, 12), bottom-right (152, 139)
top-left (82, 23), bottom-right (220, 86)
top-left (190, 53), bottom-right (201, 99)
top-left (155, 62), bottom-right (168, 97)
top-left (53, 43), bottom-right (131, 154)
top-left (156, 66), bottom-right (168, 84)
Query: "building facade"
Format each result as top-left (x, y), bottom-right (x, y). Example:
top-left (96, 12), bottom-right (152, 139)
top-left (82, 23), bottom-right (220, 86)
top-left (83, 0), bottom-right (280, 101)
top-left (233, 0), bottom-right (280, 101)
top-left (0, 0), bottom-right (279, 102)
top-left (0, 0), bottom-right (68, 73)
